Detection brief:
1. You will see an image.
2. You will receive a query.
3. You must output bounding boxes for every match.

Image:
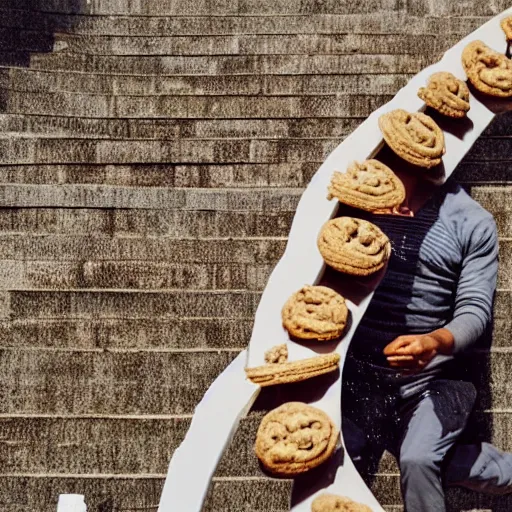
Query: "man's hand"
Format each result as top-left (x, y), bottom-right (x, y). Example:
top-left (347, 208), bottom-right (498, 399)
top-left (383, 329), bottom-right (455, 372)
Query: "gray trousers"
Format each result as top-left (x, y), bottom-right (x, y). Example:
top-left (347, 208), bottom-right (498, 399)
top-left (342, 357), bottom-right (512, 512)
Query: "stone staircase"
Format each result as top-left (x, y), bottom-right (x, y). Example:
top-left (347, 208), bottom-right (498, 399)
top-left (0, 1), bottom-right (511, 511)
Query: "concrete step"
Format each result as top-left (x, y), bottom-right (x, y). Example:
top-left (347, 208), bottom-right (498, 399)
top-left (0, 9), bottom-right (488, 37)
top-left (0, 161), bottom-right (509, 189)
top-left (49, 33), bottom-right (456, 56)
top-left (1, 0), bottom-right (401, 16)
top-left (0, 474), bottom-right (293, 512)
top-left (0, 137), bottom-right (341, 165)
top-left (20, 53), bottom-right (431, 75)
top-left (0, 318), bottom-right (253, 350)
top-left (0, 235), bottom-right (286, 264)
top-left (5, 290), bottom-right (259, 321)
top-left (0, 208), bottom-right (295, 237)
top-left (406, 0), bottom-right (510, 17)
top-left (204, 478), bottom-right (292, 512)
top-left (1, 69), bottom-right (412, 95)
top-left (0, 473), bottom-right (509, 512)
top-left (0, 115), bottom-right (363, 140)
top-left (0, 162), bottom-right (312, 189)
top-left (0, 185), bottom-right (302, 210)
top-left (0, 114), bottom-right (508, 141)
top-left (2, 136), bottom-right (511, 166)
top-left (0, 261), bottom-right (273, 292)
top-left (0, 475), bottom-right (165, 512)
top-left (0, 181), bottom-right (510, 214)
top-left (0, 348), bottom-right (239, 415)
top-left (0, 111), bottom-right (508, 141)
top-left (3, 112), bottom-right (506, 141)
top-left (0, 415), bottom-right (188, 475)
top-left (1, 90), bottom-right (392, 118)
top-left (0, 313), bottom-right (512, 351)
top-left (0, 163), bottom-right (319, 188)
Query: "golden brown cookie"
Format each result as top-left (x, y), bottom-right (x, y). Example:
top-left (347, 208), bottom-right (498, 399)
top-left (418, 72), bottom-right (470, 118)
top-left (317, 217), bottom-right (390, 276)
top-left (378, 110), bottom-right (445, 168)
top-left (245, 353), bottom-right (340, 387)
top-left (281, 285), bottom-right (348, 341)
top-left (501, 16), bottom-right (512, 41)
top-left (327, 160), bottom-right (405, 213)
top-left (254, 402), bottom-right (339, 476)
top-left (265, 344), bottom-right (288, 364)
top-left (462, 40), bottom-right (512, 98)
top-left (312, 493), bottom-right (373, 512)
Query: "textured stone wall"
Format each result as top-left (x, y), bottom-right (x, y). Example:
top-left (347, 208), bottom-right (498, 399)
top-left (0, 1), bottom-right (511, 511)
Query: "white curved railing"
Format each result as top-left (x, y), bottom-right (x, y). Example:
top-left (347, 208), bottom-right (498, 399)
top-left (158, 7), bottom-right (512, 512)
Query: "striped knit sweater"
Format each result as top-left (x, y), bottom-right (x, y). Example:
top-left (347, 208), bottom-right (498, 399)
top-left (348, 178), bottom-right (499, 374)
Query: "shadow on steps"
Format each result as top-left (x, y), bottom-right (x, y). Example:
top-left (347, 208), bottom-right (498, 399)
top-left (0, 0), bottom-right (89, 67)
top-left (0, 0), bottom-right (89, 114)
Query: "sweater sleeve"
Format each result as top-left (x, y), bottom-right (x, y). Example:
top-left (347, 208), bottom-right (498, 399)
top-left (444, 215), bottom-right (499, 353)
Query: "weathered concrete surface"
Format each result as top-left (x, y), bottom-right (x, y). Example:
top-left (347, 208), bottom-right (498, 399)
top-left (1, 1), bottom-right (512, 511)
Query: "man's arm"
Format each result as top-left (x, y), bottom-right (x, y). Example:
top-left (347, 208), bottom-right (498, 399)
top-left (443, 215), bottom-right (499, 354)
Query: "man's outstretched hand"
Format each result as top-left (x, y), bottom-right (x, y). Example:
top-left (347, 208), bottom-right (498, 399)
top-left (383, 329), bottom-right (455, 372)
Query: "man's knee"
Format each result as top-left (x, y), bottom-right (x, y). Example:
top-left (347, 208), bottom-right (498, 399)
top-left (400, 449), bottom-right (440, 477)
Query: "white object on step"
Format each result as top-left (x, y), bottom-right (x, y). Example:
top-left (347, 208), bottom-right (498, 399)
top-left (57, 495), bottom-right (87, 512)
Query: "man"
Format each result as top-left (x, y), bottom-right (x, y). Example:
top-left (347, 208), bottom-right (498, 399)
top-left (341, 143), bottom-right (512, 512)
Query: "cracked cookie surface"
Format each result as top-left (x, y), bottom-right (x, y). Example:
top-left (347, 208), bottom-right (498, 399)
top-left (317, 217), bottom-right (390, 276)
top-left (327, 160), bottom-right (405, 213)
top-left (418, 72), bottom-right (470, 118)
top-left (378, 109), bottom-right (445, 168)
top-left (282, 285), bottom-right (348, 341)
top-left (462, 40), bottom-right (512, 98)
top-left (254, 402), bottom-right (338, 475)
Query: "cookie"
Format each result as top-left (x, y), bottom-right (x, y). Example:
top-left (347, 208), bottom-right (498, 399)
top-left (418, 72), bottom-right (470, 118)
top-left (378, 109), bottom-right (445, 168)
top-left (312, 493), bottom-right (373, 512)
top-left (254, 402), bottom-right (339, 476)
top-left (317, 217), bottom-right (391, 276)
top-left (501, 16), bottom-right (512, 41)
top-left (245, 353), bottom-right (340, 387)
top-left (281, 285), bottom-right (348, 341)
top-left (265, 344), bottom-right (288, 364)
top-left (462, 40), bottom-right (512, 98)
top-left (327, 159), bottom-right (405, 213)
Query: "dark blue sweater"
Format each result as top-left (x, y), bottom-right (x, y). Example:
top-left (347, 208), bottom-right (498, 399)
top-left (349, 179), bottom-right (498, 372)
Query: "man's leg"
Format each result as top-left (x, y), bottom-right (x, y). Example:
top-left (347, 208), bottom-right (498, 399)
top-left (341, 361), bottom-right (398, 482)
top-left (395, 379), bottom-right (477, 512)
top-left (444, 442), bottom-right (512, 495)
